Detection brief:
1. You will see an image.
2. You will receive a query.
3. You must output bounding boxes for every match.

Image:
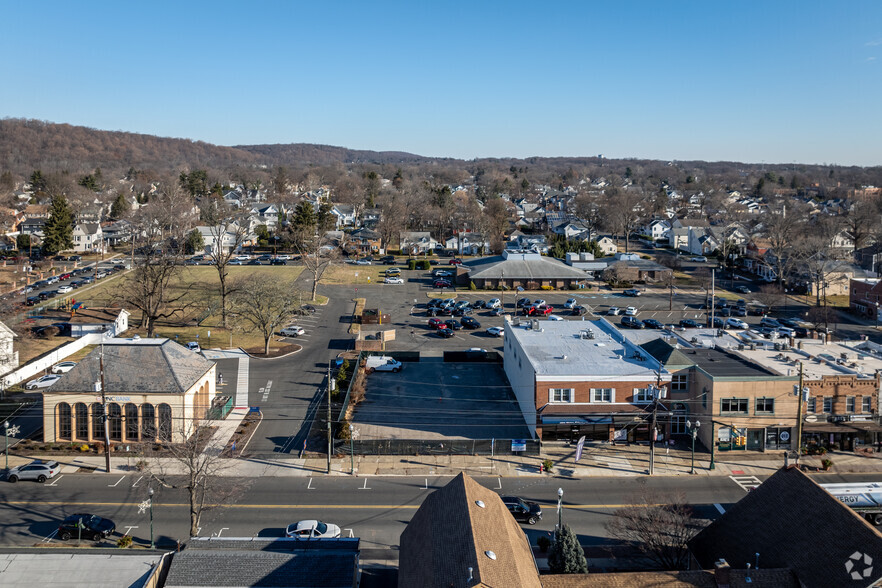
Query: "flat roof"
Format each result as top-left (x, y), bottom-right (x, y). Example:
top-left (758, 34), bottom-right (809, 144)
top-left (507, 318), bottom-right (665, 379)
top-left (736, 338), bottom-right (882, 380)
top-left (0, 552), bottom-right (164, 587)
top-left (677, 346), bottom-right (778, 378)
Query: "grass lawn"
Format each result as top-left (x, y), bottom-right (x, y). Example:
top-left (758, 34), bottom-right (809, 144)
top-left (322, 263), bottom-right (404, 285)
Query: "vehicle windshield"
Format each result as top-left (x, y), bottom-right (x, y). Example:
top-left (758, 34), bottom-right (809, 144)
top-left (314, 521), bottom-right (327, 534)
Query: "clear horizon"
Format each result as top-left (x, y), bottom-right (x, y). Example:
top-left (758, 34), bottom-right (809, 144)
top-left (2, 1), bottom-right (880, 167)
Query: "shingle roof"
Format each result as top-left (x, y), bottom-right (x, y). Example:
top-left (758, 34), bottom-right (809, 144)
top-left (48, 339), bottom-right (214, 395)
top-left (399, 472), bottom-right (541, 588)
top-left (640, 339), bottom-right (695, 370)
top-left (689, 467), bottom-right (882, 588)
top-left (541, 569), bottom-right (797, 588)
top-left (465, 255), bottom-right (587, 280)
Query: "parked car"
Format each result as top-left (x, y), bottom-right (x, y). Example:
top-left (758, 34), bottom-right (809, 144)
top-left (726, 318), bottom-right (749, 329)
top-left (679, 319), bottom-right (701, 328)
top-left (461, 316), bottom-right (480, 329)
top-left (433, 280), bottom-right (451, 288)
top-left (516, 298), bottom-right (531, 308)
top-left (607, 307), bottom-right (621, 316)
top-left (51, 361), bottom-right (77, 374)
top-left (501, 496), bottom-right (542, 525)
top-left (56, 285), bottom-right (73, 294)
top-left (731, 306), bottom-right (747, 317)
top-left (364, 356), bottom-right (402, 372)
top-left (428, 318), bottom-right (445, 329)
top-left (445, 319), bottom-right (463, 330)
top-left (755, 326), bottom-right (779, 338)
top-left (487, 326), bottom-right (504, 337)
top-left (760, 317), bottom-right (781, 328)
top-left (564, 298), bottom-right (577, 308)
top-left (471, 300), bottom-right (487, 309)
top-left (717, 307), bottom-right (731, 317)
top-left (547, 314), bottom-right (564, 321)
top-left (623, 289), bottom-right (641, 297)
top-left (57, 514), bottom-right (115, 541)
top-left (779, 318), bottom-right (803, 329)
top-left (379, 255), bottom-right (396, 264)
top-left (624, 306), bottom-right (638, 316)
top-left (487, 298), bottom-right (501, 309)
top-left (354, 259), bottom-right (372, 265)
top-left (25, 296), bottom-right (40, 306)
top-left (749, 305), bottom-right (769, 316)
top-left (285, 519), bottom-right (341, 539)
top-left (571, 306), bottom-right (587, 316)
top-left (620, 316), bottom-right (644, 329)
top-left (25, 374), bottom-right (62, 389)
top-left (436, 326), bottom-right (455, 338)
top-left (7, 460), bottom-right (60, 483)
top-left (690, 256), bottom-right (708, 262)
top-left (385, 267), bottom-right (401, 276)
top-left (777, 326), bottom-right (795, 338)
top-left (735, 285), bottom-right (751, 294)
top-left (532, 299), bottom-right (546, 307)
top-left (384, 277), bottom-right (404, 284)
top-left (448, 258), bottom-right (463, 265)
top-left (489, 307), bottom-right (503, 316)
top-left (455, 300), bottom-right (471, 310)
top-left (712, 317), bottom-right (726, 328)
top-left (280, 325), bottom-right (305, 337)
top-left (528, 305), bottom-right (553, 317)
top-left (270, 258), bottom-right (287, 265)
top-left (642, 318), bottom-right (663, 329)
top-left (185, 341), bottom-right (201, 352)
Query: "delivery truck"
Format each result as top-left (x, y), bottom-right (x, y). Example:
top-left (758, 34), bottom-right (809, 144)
top-left (822, 482), bottom-right (882, 525)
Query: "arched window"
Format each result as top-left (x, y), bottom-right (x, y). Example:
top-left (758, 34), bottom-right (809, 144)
top-left (141, 403), bottom-right (156, 441)
top-left (157, 404), bottom-right (172, 441)
top-left (108, 403), bottom-right (122, 441)
top-left (91, 403), bottom-right (104, 440)
top-left (74, 403), bottom-right (89, 440)
top-left (125, 403), bottom-right (139, 441)
top-left (57, 402), bottom-right (71, 440)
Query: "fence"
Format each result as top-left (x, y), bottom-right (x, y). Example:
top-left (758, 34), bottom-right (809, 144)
top-left (334, 437), bottom-right (541, 456)
top-left (206, 395), bottom-right (233, 420)
top-left (1, 332), bottom-right (108, 388)
top-left (336, 351), bottom-right (423, 422)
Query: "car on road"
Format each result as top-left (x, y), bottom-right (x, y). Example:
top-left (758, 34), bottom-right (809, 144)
top-left (433, 279), bottom-right (451, 288)
top-left (690, 256), bottom-right (708, 262)
top-left (379, 255), bottom-right (396, 264)
top-left (57, 514), bottom-right (116, 541)
top-left (642, 318), bottom-right (663, 329)
top-left (280, 325), bottom-right (305, 337)
top-left (623, 289), bottom-right (641, 297)
top-left (726, 318), bottom-right (749, 329)
top-left (7, 460), bottom-right (61, 483)
top-left (247, 259), bottom-right (263, 265)
top-left (186, 341), bottom-right (201, 352)
top-left (286, 520), bottom-right (341, 540)
top-left (564, 298), bottom-right (577, 308)
top-left (25, 374), bottom-right (62, 389)
top-left (461, 316), bottom-right (480, 329)
top-left (502, 496), bottom-right (542, 525)
top-left (428, 318), bottom-right (445, 329)
top-left (270, 258), bottom-right (287, 265)
top-left (487, 298), bottom-right (501, 309)
top-left (607, 306), bottom-right (621, 316)
top-left (679, 319), bottom-right (701, 328)
top-left (624, 306), bottom-right (638, 316)
top-left (620, 316), bottom-right (644, 329)
top-left (735, 285), bottom-right (751, 294)
top-left (384, 277), bottom-right (404, 284)
top-left (354, 259), bottom-right (372, 265)
top-left (448, 258), bottom-right (463, 265)
top-left (51, 361), bottom-right (77, 374)
top-left (571, 306), bottom-right (587, 316)
top-left (487, 326), bottom-right (504, 337)
top-left (235, 255), bottom-right (251, 261)
top-left (56, 285), bottom-right (73, 294)
top-left (228, 260), bottom-right (244, 265)
top-left (436, 326), bottom-right (455, 338)
top-left (445, 319), bottom-right (463, 330)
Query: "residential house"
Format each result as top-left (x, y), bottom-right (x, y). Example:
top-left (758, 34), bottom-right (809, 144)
top-left (348, 228), bottom-right (383, 256)
top-left (463, 250), bottom-right (588, 291)
top-left (101, 220), bottom-right (133, 246)
top-left (792, 259), bottom-right (866, 297)
top-left (72, 223), bottom-right (103, 253)
top-left (503, 319), bottom-right (672, 440)
top-left (42, 338), bottom-right (216, 445)
top-left (399, 473), bottom-right (541, 588)
top-left (399, 231), bottom-right (438, 255)
top-left (331, 204), bottom-right (357, 228)
top-left (685, 227), bottom-right (719, 256)
top-left (19, 217), bottom-right (46, 237)
top-left (689, 466), bottom-right (882, 588)
top-left (667, 227), bottom-right (690, 251)
top-left (643, 219), bottom-right (671, 241)
top-left (444, 233), bottom-right (489, 256)
top-left (75, 204), bottom-right (102, 224)
top-left (506, 234), bottom-right (549, 254)
top-left (196, 225), bottom-right (251, 255)
top-left (594, 236), bottom-right (618, 256)
top-left (361, 207), bottom-right (382, 229)
top-left (552, 221), bottom-right (589, 240)
top-left (249, 204), bottom-right (280, 229)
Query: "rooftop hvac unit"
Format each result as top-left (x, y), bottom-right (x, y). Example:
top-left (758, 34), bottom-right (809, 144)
top-left (580, 330), bottom-right (595, 339)
top-left (738, 344), bottom-right (745, 350)
top-left (532, 319), bottom-right (540, 330)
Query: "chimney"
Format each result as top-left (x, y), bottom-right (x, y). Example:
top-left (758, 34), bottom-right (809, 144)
top-left (714, 559), bottom-right (731, 587)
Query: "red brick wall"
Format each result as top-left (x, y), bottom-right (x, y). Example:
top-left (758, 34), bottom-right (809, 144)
top-left (535, 378), bottom-right (659, 409)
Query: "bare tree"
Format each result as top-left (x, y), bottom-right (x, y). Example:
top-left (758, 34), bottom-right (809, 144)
top-left (117, 251), bottom-right (192, 337)
top-left (570, 193), bottom-right (602, 242)
top-left (287, 202), bottom-right (339, 301)
top-left (231, 280), bottom-right (301, 354)
top-left (842, 200), bottom-right (877, 256)
top-left (762, 201), bottom-right (803, 288)
top-left (600, 187), bottom-right (645, 252)
top-left (200, 198), bottom-right (252, 328)
top-left (606, 488), bottom-right (705, 570)
top-left (375, 194), bottom-right (405, 252)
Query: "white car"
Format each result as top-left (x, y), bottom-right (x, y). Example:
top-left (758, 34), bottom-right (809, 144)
top-left (51, 361), bottom-right (77, 374)
top-left (487, 326), bottom-right (504, 337)
top-left (564, 299), bottom-right (577, 309)
top-left (274, 254), bottom-right (291, 260)
top-left (624, 307), bottom-right (638, 316)
top-left (547, 314), bottom-right (564, 321)
top-left (56, 285), bottom-right (73, 294)
top-left (235, 255), bottom-right (251, 261)
top-left (533, 299), bottom-right (546, 307)
top-left (384, 277), bottom-right (404, 284)
top-left (7, 460), bottom-right (61, 484)
top-left (280, 325), bottom-right (305, 337)
top-left (607, 307), bottom-right (621, 316)
top-left (285, 520), bottom-right (341, 539)
top-left (487, 298), bottom-right (501, 309)
top-left (354, 259), bottom-right (372, 265)
top-left (691, 256), bottom-right (708, 262)
top-left (726, 318), bottom-right (748, 329)
top-left (25, 374), bottom-right (62, 390)
top-left (186, 341), bottom-right (201, 352)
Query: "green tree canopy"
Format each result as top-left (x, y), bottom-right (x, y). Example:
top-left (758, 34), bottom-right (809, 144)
top-left (548, 524), bottom-right (588, 574)
top-left (16, 233), bottom-right (30, 251)
top-left (42, 194), bottom-right (74, 255)
top-left (291, 201), bottom-right (316, 229)
top-left (110, 193), bottom-right (128, 219)
top-left (185, 229), bottom-right (205, 254)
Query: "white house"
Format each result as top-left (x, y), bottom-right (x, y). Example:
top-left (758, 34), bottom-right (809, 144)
top-left (444, 233), bottom-right (489, 255)
top-left (331, 205), bottom-right (357, 228)
top-left (595, 236), bottom-right (618, 256)
top-left (400, 232), bottom-right (438, 254)
top-left (643, 219), bottom-right (671, 241)
top-left (72, 223), bottom-right (103, 253)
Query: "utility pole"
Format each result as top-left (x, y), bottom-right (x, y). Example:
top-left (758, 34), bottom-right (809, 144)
top-left (709, 269), bottom-right (715, 328)
top-left (99, 344), bottom-right (111, 474)
top-left (795, 361), bottom-right (805, 460)
top-left (649, 370), bottom-right (662, 476)
top-left (327, 360), bottom-right (332, 474)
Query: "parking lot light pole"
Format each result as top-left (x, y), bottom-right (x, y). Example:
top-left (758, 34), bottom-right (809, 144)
top-left (3, 421), bottom-right (9, 471)
top-left (557, 487), bottom-right (564, 534)
top-left (148, 487), bottom-right (155, 549)
top-left (687, 420), bottom-right (700, 474)
top-left (349, 424), bottom-right (355, 475)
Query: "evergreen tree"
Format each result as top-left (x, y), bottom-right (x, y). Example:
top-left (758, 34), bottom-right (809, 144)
top-left (291, 201), bottom-right (317, 229)
top-left (16, 233), bottom-right (30, 251)
top-left (42, 194), bottom-right (74, 255)
top-left (547, 524), bottom-right (588, 574)
top-left (110, 193), bottom-right (128, 219)
top-left (185, 229), bottom-right (205, 254)
top-left (29, 170), bottom-right (46, 192)
top-left (317, 201), bottom-right (335, 232)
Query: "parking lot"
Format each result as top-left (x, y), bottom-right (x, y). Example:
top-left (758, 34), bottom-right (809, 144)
top-left (352, 361), bottom-right (531, 441)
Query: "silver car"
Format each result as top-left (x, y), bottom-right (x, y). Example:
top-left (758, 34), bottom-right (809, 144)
top-left (7, 460), bottom-right (61, 483)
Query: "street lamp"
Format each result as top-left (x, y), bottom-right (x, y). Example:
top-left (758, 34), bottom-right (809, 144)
top-left (148, 487), bottom-right (155, 549)
top-left (686, 419), bottom-right (701, 474)
top-left (3, 421), bottom-right (9, 471)
top-left (349, 424), bottom-right (355, 475)
top-left (557, 487), bottom-right (564, 533)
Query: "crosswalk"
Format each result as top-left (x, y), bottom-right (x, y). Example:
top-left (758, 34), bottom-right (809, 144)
top-left (730, 475), bottom-right (762, 492)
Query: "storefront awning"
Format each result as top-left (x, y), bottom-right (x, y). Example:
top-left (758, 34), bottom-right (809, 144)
top-left (803, 421), bottom-right (882, 434)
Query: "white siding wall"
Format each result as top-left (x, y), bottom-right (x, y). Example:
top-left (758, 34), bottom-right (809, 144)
top-left (503, 322), bottom-right (538, 438)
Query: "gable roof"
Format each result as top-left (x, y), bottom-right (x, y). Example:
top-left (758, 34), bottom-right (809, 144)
top-left (48, 339), bottom-right (214, 395)
top-left (541, 569), bottom-right (797, 588)
top-left (640, 339), bottom-right (694, 370)
top-left (399, 473), bottom-right (541, 588)
top-left (689, 467), bottom-right (882, 588)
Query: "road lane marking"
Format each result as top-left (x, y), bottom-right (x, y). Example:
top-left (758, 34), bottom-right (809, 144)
top-left (132, 476), bottom-right (143, 487)
top-left (360, 479), bottom-right (371, 490)
top-left (307, 478), bottom-right (314, 490)
top-left (108, 476), bottom-right (125, 487)
top-left (124, 525), bottom-right (138, 535)
top-left (214, 527), bottom-right (229, 537)
top-left (1, 501), bottom-right (676, 510)
top-left (714, 503), bottom-right (726, 514)
top-left (46, 475), bottom-right (63, 486)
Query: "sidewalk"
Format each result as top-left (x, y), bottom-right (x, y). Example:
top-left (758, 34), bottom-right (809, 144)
top-left (7, 441), bottom-right (882, 478)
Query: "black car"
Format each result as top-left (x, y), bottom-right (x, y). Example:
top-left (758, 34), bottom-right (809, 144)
top-left (25, 295), bottom-right (40, 306)
top-left (247, 259), bottom-right (263, 265)
top-left (445, 319), bottom-right (462, 330)
top-left (620, 316), bottom-right (644, 329)
top-left (779, 318), bottom-right (802, 329)
top-left (426, 307), bottom-right (440, 317)
top-left (717, 307), bottom-right (731, 317)
top-left (461, 316), bottom-right (480, 329)
top-left (436, 327), bottom-right (455, 338)
top-left (379, 255), bottom-right (395, 264)
top-left (471, 300), bottom-right (486, 309)
top-left (516, 298), bottom-right (531, 308)
top-left (452, 307), bottom-right (472, 317)
top-left (501, 496), bottom-right (542, 525)
top-left (270, 258), bottom-right (287, 265)
top-left (57, 513), bottom-right (115, 541)
top-left (427, 299), bottom-right (442, 308)
top-left (642, 318), bottom-right (663, 329)
top-left (679, 319), bottom-right (701, 328)
top-left (571, 306), bottom-right (587, 316)
top-left (489, 307), bottom-right (503, 316)
top-left (712, 317), bottom-right (726, 328)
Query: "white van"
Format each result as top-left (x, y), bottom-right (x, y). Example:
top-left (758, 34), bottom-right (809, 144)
top-left (364, 356), bottom-right (402, 373)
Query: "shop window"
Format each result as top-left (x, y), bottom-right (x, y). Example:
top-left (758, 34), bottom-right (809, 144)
top-left (823, 397), bottom-right (832, 413)
top-left (863, 397), bottom-right (873, 413)
top-left (721, 398), bottom-right (748, 414)
top-left (846, 397), bottom-right (856, 413)
top-left (158, 404), bottom-right (172, 441)
top-left (590, 388), bottom-right (613, 403)
top-left (142, 403), bottom-right (156, 440)
top-left (755, 398), bottom-right (774, 414)
top-left (108, 403), bottom-right (122, 442)
top-left (74, 403), bottom-right (89, 440)
top-left (91, 403), bottom-right (104, 439)
top-left (57, 403), bottom-right (71, 440)
top-left (670, 416), bottom-right (686, 435)
top-left (672, 373), bottom-right (689, 391)
top-left (632, 388), bottom-right (652, 403)
top-left (807, 397), bottom-right (817, 413)
top-left (549, 388), bottom-right (574, 403)
top-left (125, 403), bottom-right (139, 441)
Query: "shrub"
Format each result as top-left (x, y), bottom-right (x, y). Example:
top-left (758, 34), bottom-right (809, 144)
top-left (568, 284), bottom-right (581, 290)
top-left (416, 260), bottom-right (430, 270)
top-left (79, 443), bottom-right (91, 452)
top-left (822, 458), bottom-right (834, 470)
top-left (469, 281), bottom-right (477, 291)
top-left (116, 535), bottom-right (133, 548)
top-left (548, 524), bottom-right (588, 573)
top-left (540, 285), bottom-right (554, 290)
top-left (537, 535), bottom-right (552, 553)
top-left (337, 418), bottom-right (352, 440)
top-left (541, 458), bottom-right (554, 473)
top-left (407, 260), bottom-right (417, 270)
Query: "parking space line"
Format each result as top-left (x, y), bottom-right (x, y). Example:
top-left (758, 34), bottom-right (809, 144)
top-left (132, 476), bottom-right (143, 487)
top-left (41, 530), bottom-right (58, 543)
top-left (360, 479), bottom-right (371, 490)
top-left (123, 525), bottom-right (139, 535)
top-left (108, 476), bottom-right (125, 487)
top-left (307, 478), bottom-right (314, 490)
top-left (46, 475), bottom-right (64, 486)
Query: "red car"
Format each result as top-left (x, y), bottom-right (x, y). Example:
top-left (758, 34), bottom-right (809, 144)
top-left (59, 273), bottom-right (72, 280)
top-left (428, 318), bottom-right (445, 329)
top-left (433, 280), bottom-right (451, 288)
top-left (528, 305), bottom-right (553, 316)
top-left (449, 259), bottom-right (463, 265)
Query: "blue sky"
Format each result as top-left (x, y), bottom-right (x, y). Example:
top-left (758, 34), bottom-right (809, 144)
top-left (2, 1), bottom-right (880, 165)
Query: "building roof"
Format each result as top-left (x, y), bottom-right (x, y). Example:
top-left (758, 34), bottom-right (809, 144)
top-left (689, 467), bottom-right (882, 588)
top-left (0, 551), bottom-right (165, 588)
top-left (465, 252), bottom-right (588, 280)
top-left (541, 569), bottom-right (797, 588)
top-left (639, 339), bottom-right (695, 370)
top-left (48, 338), bottom-right (214, 395)
top-left (675, 346), bottom-right (777, 378)
top-left (164, 537), bottom-right (359, 588)
top-left (350, 228), bottom-right (380, 239)
top-left (734, 338), bottom-right (882, 380)
top-left (506, 319), bottom-right (666, 379)
top-left (399, 472), bottom-right (541, 588)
